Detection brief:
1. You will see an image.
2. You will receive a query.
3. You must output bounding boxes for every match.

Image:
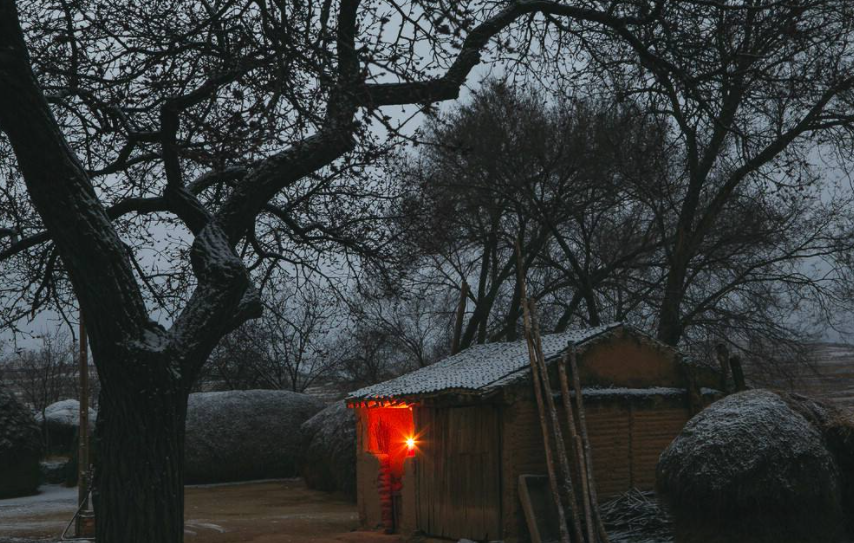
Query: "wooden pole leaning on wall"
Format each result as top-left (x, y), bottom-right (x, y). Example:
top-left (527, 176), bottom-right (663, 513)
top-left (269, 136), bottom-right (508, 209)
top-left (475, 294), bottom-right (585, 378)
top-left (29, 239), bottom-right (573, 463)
top-left (529, 299), bottom-right (585, 543)
top-left (557, 353), bottom-right (592, 541)
top-left (78, 314), bottom-right (90, 507)
top-left (568, 347), bottom-right (610, 543)
top-left (516, 239), bottom-right (571, 543)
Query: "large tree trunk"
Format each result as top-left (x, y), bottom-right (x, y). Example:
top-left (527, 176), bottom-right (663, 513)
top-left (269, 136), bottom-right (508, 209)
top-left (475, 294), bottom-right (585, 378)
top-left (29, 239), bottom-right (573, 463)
top-left (93, 355), bottom-right (188, 543)
top-left (657, 265), bottom-right (687, 346)
top-left (581, 281), bottom-right (601, 327)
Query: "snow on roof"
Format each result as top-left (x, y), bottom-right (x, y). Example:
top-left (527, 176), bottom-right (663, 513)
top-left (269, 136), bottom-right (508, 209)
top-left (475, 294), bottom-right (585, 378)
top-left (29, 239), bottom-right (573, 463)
top-left (347, 322), bottom-right (633, 403)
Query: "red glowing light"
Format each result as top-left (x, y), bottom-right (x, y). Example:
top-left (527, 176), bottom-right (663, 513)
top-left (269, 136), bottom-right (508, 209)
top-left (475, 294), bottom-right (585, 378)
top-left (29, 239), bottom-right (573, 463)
top-left (406, 436), bottom-right (417, 456)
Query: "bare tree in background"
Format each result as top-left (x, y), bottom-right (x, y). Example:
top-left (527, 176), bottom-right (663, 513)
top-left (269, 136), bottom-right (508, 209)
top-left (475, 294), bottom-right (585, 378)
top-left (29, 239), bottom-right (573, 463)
top-left (546, 0), bottom-right (854, 346)
top-left (0, 1), bottom-right (659, 539)
top-left (395, 71), bottom-right (854, 362)
top-left (395, 82), bottom-right (668, 346)
top-left (0, 328), bottom-right (101, 449)
top-left (350, 281), bottom-right (454, 369)
top-left (264, 283), bottom-right (340, 392)
top-left (2, 329), bottom-right (76, 417)
top-left (336, 325), bottom-right (401, 389)
top-left (202, 283), bottom-right (339, 392)
top-left (200, 320), bottom-right (271, 391)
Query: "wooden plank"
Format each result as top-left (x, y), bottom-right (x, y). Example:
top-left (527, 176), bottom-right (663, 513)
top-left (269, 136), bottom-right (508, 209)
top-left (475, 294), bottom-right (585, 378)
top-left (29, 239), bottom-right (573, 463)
top-left (415, 405), bottom-right (502, 540)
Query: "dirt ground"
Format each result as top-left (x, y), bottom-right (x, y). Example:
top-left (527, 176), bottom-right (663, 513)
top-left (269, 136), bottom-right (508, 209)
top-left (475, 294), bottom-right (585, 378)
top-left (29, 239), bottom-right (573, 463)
top-left (0, 479), bottom-right (405, 543)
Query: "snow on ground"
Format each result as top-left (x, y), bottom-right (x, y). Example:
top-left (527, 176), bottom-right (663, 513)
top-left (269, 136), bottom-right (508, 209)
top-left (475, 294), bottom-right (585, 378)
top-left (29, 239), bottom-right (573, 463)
top-left (0, 485), bottom-right (77, 543)
top-left (0, 485), bottom-right (77, 523)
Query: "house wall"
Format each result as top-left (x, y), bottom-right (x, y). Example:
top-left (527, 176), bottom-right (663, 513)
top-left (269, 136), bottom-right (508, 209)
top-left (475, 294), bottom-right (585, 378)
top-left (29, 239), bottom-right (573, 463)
top-left (573, 330), bottom-right (681, 388)
top-left (501, 393), bottom-right (692, 541)
top-left (353, 331), bottom-right (713, 542)
top-left (411, 404), bottom-right (503, 541)
top-left (499, 331), bottom-right (696, 542)
top-left (400, 456), bottom-right (417, 534)
top-left (354, 408), bottom-right (383, 530)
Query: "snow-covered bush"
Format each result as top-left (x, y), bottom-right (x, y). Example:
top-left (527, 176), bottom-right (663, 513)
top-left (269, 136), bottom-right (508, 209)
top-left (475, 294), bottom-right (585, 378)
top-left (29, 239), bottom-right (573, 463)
top-left (0, 387), bottom-right (43, 498)
top-left (657, 389), bottom-right (846, 543)
top-left (300, 401), bottom-right (356, 498)
top-left (35, 399), bottom-right (97, 455)
top-left (184, 390), bottom-right (324, 484)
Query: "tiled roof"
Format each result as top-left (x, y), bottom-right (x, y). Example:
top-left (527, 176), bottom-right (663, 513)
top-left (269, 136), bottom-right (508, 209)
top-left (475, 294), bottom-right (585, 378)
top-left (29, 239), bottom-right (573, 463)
top-left (347, 322), bottom-right (628, 402)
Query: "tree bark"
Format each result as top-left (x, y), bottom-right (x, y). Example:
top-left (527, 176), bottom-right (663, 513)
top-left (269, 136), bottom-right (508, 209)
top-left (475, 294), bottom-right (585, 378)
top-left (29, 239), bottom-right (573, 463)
top-left (656, 261), bottom-right (688, 346)
top-left (581, 282), bottom-right (601, 328)
top-left (93, 354), bottom-right (188, 543)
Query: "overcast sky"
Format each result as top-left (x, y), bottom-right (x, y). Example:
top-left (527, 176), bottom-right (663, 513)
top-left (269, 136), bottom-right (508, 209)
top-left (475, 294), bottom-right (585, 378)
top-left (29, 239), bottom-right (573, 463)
top-left (4, 57), bottom-right (854, 354)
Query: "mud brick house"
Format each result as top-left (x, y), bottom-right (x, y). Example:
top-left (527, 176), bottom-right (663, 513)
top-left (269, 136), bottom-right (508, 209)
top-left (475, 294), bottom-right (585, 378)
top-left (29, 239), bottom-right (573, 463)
top-left (345, 323), bottom-right (719, 542)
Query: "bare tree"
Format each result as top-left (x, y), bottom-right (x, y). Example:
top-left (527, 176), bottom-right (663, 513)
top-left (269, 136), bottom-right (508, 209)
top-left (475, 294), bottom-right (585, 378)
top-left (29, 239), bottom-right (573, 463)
top-left (0, 328), bottom-right (101, 451)
top-left (202, 282), bottom-right (340, 392)
top-left (0, 1), bottom-right (656, 539)
top-left (3, 329), bottom-right (76, 417)
top-left (335, 325), bottom-right (401, 389)
top-left (200, 320), bottom-right (272, 391)
top-left (548, 0), bottom-right (854, 345)
top-left (395, 81), bottom-right (667, 345)
top-left (396, 70), bottom-right (854, 361)
top-left (260, 283), bottom-right (340, 392)
top-left (350, 281), bottom-right (454, 369)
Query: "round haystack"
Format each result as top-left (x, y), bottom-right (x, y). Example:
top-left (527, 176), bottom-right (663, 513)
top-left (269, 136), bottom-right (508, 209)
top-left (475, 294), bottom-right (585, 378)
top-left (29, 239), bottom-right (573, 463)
top-left (779, 391), bottom-right (854, 535)
top-left (0, 388), bottom-right (43, 498)
top-left (300, 401), bottom-right (356, 498)
top-left (185, 390), bottom-right (324, 484)
top-left (657, 389), bottom-right (847, 543)
top-left (36, 399), bottom-right (97, 455)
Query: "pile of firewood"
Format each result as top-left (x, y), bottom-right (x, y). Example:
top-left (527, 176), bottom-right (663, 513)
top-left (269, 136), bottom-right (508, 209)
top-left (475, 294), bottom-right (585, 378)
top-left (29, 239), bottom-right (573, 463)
top-left (600, 489), bottom-right (672, 543)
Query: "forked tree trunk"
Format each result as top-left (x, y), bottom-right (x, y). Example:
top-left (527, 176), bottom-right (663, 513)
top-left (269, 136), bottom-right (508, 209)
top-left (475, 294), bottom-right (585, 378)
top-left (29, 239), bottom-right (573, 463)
top-left (93, 355), bottom-right (189, 543)
top-left (656, 266), bottom-right (687, 347)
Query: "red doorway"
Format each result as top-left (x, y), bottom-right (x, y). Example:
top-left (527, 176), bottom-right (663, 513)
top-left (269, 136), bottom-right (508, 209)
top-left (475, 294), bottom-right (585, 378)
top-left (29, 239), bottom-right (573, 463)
top-left (364, 406), bottom-right (415, 532)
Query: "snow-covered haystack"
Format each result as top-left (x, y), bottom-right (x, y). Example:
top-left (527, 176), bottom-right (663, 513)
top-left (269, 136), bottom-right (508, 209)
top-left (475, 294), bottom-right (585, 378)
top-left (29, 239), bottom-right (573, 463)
top-left (0, 388), bottom-right (43, 498)
top-left (184, 390), bottom-right (324, 484)
top-left (35, 399), bottom-right (97, 454)
top-left (657, 389), bottom-right (848, 543)
top-left (299, 401), bottom-right (356, 498)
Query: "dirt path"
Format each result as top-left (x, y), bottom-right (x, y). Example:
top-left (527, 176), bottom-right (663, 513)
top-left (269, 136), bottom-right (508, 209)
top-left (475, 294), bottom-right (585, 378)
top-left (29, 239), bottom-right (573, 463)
top-left (182, 479), bottom-right (393, 543)
top-left (0, 479), bottom-right (403, 543)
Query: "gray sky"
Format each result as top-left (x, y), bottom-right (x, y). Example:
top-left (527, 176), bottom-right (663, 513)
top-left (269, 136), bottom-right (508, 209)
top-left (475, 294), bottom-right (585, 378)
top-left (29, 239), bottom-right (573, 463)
top-left (4, 51), bottom-right (854, 353)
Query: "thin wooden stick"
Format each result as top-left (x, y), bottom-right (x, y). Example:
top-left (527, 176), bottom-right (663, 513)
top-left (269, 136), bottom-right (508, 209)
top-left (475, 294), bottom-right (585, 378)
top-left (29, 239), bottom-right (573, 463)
top-left (557, 355), bottom-right (591, 540)
top-left (569, 347), bottom-right (610, 543)
top-left (529, 300), bottom-right (584, 543)
top-left (78, 314), bottom-right (89, 508)
top-left (517, 240), bottom-right (571, 543)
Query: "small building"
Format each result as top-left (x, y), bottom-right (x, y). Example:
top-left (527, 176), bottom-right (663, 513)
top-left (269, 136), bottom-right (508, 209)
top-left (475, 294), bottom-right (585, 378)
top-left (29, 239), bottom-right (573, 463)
top-left (345, 323), bottom-right (718, 542)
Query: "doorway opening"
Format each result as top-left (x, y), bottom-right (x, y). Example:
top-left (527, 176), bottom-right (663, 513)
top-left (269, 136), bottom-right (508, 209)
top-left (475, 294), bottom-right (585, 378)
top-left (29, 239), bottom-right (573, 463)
top-left (365, 405), bottom-right (415, 532)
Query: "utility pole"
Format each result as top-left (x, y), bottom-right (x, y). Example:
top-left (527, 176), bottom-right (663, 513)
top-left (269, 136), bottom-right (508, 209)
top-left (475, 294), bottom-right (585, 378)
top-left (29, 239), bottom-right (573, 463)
top-left (78, 315), bottom-right (89, 506)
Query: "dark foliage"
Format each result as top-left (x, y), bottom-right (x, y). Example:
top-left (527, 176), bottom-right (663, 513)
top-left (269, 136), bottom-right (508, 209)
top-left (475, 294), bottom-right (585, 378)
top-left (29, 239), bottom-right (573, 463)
top-left (0, 387), bottom-right (43, 498)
